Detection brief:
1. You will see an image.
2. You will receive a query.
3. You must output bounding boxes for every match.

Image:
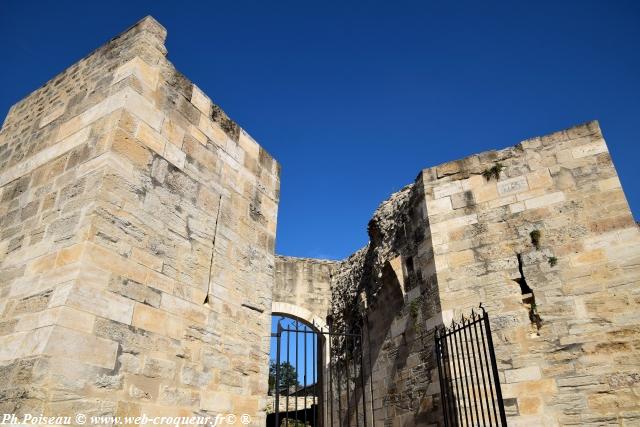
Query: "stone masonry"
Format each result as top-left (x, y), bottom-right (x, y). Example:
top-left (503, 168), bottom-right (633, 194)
top-left (281, 120), bottom-right (640, 426)
top-left (0, 17), bottom-right (279, 425)
top-left (1, 15), bottom-right (639, 427)
top-left (273, 256), bottom-right (336, 329)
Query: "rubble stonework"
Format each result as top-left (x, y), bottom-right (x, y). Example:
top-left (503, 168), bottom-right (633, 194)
top-left (1, 15), bottom-right (639, 427)
top-left (0, 17), bottom-right (279, 425)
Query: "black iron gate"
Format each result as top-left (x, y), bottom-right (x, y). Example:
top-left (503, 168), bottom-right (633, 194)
top-left (269, 317), bottom-right (371, 427)
top-left (435, 305), bottom-right (508, 427)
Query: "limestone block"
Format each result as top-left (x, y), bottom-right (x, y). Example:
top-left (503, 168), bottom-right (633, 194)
top-left (135, 121), bottom-right (167, 155)
top-left (162, 118), bottom-right (186, 149)
top-left (434, 254), bottom-right (449, 271)
top-left (191, 85), bottom-right (212, 116)
top-left (124, 88), bottom-right (164, 131)
top-left (77, 151), bottom-right (135, 181)
top-left (447, 250), bottom-right (475, 268)
top-left (436, 160), bottom-right (462, 178)
top-left (0, 126), bottom-right (91, 188)
top-left (431, 213), bottom-right (478, 234)
top-left (232, 396), bottom-right (259, 416)
top-left (108, 276), bottom-right (161, 308)
top-left (515, 188), bottom-right (548, 202)
top-left (505, 366), bottom-right (542, 383)
top-left (65, 283), bottom-right (135, 325)
top-left (84, 243), bottom-right (148, 284)
top-left (571, 249), bottom-right (606, 266)
top-left (160, 293), bottom-right (208, 324)
top-left (142, 357), bottom-right (176, 379)
top-left (39, 104), bottom-right (66, 128)
top-left (55, 242), bottom-right (86, 267)
top-left (426, 197), bottom-right (452, 215)
top-left (518, 396), bottom-right (542, 415)
top-left (145, 270), bottom-right (175, 294)
top-left (451, 191), bottom-right (475, 209)
top-left (189, 125), bottom-right (208, 146)
top-left (526, 168), bottom-right (553, 190)
top-left (199, 114), bottom-right (229, 148)
top-left (57, 91), bottom-right (127, 141)
top-left (26, 252), bottom-right (58, 275)
top-left (587, 391), bottom-right (637, 412)
top-left (14, 306), bottom-right (95, 334)
top-left (474, 181), bottom-right (499, 203)
top-left (180, 363), bottom-right (213, 387)
top-left (572, 139), bottom-right (607, 159)
top-left (497, 175), bottom-right (529, 196)
top-left (131, 247), bottom-right (163, 271)
top-left (163, 142), bottom-right (186, 169)
top-left (523, 191), bottom-right (565, 210)
top-left (0, 327), bottom-right (52, 361)
top-left (598, 176), bottom-right (621, 192)
top-left (508, 202), bottom-right (525, 214)
top-left (238, 130), bottom-right (260, 160)
top-left (45, 282), bottom-right (74, 309)
top-left (44, 326), bottom-right (118, 369)
top-left (112, 57), bottom-right (160, 90)
top-left (461, 174), bottom-right (484, 191)
top-left (432, 180), bottom-right (463, 199)
top-left (201, 391), bottom-right (232, 412)
top-left (131, 303), bottom-right (184, 340)
top-left (112, 128), bottom-right (153, 169)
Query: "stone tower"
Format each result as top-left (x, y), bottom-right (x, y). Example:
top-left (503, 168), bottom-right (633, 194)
top-left (0, 17), bottom-right (279, 423)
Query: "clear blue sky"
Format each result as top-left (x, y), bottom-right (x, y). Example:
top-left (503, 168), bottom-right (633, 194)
top-left (1, 1), bottom-right (638, 260)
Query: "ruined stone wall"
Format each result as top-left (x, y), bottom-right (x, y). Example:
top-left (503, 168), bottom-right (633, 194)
top-left (327, 121), bottom-right (640, 426)
top-left (328, 181), bottom-right (444, 426)
top-left (0, 16), bottom-right (280, 425)
top-left (273, 256), bottom-right (336, 328)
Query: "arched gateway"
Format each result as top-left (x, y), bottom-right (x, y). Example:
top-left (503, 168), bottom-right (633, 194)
top-left (271, 257), bottom-right (372, 427)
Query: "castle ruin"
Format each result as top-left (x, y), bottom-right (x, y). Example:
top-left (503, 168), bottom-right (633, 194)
top-left (1, 17), bottom-right (639, 426)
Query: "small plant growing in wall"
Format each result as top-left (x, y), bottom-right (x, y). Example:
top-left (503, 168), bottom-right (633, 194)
top-left (529, 229), bottom-right (541, 250)
top-left (482, 162), bottom-right (505, 181)
top-left (548, 256), bottom-right (558, 267)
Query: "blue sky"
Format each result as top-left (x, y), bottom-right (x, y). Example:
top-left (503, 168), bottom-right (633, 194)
top-left (1, 1), bottom-right (638, 260)
top-left (271, 317), bottom-right (319, 386)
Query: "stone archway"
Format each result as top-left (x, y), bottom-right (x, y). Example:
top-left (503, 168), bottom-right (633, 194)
top-left (271, 301), bottom-right (328, 332)
top-left (268, 304), bottom-right (329, 427)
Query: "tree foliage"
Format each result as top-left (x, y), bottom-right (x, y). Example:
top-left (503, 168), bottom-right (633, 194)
top-left (269, 360), bottom-right (299, 394)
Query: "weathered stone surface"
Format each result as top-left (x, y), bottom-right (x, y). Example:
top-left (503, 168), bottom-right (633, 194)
top-left (284, 121), bottom-right (640, 427)
top-left (2, 14), bottom-right (639, 427)
top-left (0, 15), bottom-right (279, 426)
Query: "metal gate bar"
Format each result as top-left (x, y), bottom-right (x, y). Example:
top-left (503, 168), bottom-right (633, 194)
top-left (435, 305), bottom-right (508, 427)
top-left (270, 317), bottom-right (370, 427)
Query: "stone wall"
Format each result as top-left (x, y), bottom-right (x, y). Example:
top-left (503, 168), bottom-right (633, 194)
top-left (0, 16), bottom-right (279, 425)
top-left (327, 182), bottom-right (442, 426)
top-left (419, 121), bottom-right (640, 425)
top-left (273, 256), bottom-right (336, 328)
top-left (322, 121), bottom-right (640, 426)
